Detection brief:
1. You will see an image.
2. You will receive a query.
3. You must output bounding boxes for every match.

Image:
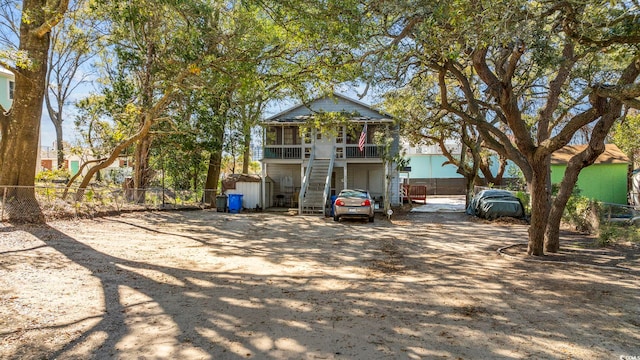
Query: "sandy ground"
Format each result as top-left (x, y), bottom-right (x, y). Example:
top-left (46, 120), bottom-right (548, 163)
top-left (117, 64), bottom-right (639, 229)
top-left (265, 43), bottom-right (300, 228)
top-left (0, 209), bottom-right (639, 360)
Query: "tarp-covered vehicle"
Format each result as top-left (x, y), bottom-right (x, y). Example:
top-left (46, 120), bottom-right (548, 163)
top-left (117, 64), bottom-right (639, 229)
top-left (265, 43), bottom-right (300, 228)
top-left (467, 189), bottom-right (525, 220)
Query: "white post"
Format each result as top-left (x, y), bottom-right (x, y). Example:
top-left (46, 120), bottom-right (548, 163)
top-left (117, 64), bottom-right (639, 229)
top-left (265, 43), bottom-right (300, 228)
top-left (343, 164), bottom-right (347, 190)
top-left (262, 163), bottom-right (267, 209)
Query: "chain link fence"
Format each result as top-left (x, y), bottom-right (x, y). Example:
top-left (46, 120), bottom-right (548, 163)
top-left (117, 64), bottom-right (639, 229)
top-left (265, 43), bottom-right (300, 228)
top-left (0, 185), bottom-right (218, 222)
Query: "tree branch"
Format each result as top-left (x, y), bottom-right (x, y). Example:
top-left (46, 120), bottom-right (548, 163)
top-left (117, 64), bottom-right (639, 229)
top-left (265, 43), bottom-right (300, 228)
top-left (472, 47), bottom-right (533, 153)
top-left (539, 42), bottom-right (576, 141)
top-left (593, 82), bottom-right (640, 102)
top-left (32, 0), bottom-right (70, 38)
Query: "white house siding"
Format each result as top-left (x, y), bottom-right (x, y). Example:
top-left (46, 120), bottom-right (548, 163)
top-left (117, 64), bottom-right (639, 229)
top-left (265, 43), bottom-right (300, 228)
top-left (346, 163), bottom-right (385, 198)
top-left (267, 164), bottom-right (300, 192)
top-left (225, 182), bottom-right (262, 210)
top-left (389, 165), bottom-right (401, 206)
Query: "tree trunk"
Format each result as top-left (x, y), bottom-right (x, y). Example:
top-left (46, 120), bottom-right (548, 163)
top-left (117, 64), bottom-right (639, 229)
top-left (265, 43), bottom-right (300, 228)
top-left (242, 131), bottom-right (251, 174)
top-left (464, 174), bottom-right (476, 209)
top-left (545, 59), bottom-right (640, 252)
top-left (204, 150), bottom-right (223, 206)
top-left (0, 0), bottom-right (62, 222)
top-left (479, 155), bottom-right (506, 186)
top-left (527, 155), bottom-right (551, 256)
top-left (133, 135), bottom-right (152, 204)
top-left (55, 121), bottom-right (65, 170)
top-left (544, 160), bottom-right (582, 253)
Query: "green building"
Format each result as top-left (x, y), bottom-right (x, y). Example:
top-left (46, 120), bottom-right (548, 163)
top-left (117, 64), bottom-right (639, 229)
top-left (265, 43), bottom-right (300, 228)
top-left (551, 144), bottom-right (630, 204)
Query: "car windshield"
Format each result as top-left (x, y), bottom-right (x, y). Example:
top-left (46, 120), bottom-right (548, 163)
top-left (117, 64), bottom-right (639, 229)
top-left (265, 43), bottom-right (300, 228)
top-left (339, 190), bottom-right (367, 198)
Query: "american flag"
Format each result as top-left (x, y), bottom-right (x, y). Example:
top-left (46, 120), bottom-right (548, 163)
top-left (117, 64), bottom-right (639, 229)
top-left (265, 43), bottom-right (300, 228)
top-left (358, 122), bottom-right (367, 152)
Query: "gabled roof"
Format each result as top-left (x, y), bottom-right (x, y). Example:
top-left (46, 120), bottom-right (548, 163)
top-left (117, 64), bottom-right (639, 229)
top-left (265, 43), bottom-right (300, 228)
top-left (551, 144), bottom-right (629, 165)
top-left (264, 93), bottom-right (392, 124)
top-left (0, 66), bottom-right (14, 78)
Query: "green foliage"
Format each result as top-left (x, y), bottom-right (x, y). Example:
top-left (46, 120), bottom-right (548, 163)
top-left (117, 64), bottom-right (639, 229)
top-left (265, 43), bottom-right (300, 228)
top-left (36, 169), bottom-right (71, 182)
top-left (554, 184), bottom-right (594, 232)
top-left (610, 112), bottom-right (640, 163)
top-left (302, 111), bottom-right (360, 138)
top-left (515, 191), bottom-right (530, 214)
top-left (506, 167), bottom-right (526, 191)
top-left (597, 224), bottom-right (640, 247)
top-left (85, 189), bottom-right (95, 202)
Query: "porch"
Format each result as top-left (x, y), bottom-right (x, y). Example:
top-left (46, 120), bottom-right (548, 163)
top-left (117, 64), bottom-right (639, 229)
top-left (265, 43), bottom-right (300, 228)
top-left (263, 144), bottom-right (382, 160)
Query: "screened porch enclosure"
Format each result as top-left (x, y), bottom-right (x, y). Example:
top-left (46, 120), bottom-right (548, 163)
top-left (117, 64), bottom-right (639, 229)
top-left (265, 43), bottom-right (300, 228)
top-left (262, 124), bottom-right (385, 160)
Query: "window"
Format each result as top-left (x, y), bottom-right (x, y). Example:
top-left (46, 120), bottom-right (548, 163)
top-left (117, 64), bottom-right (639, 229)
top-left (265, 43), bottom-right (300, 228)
top-left (9, 80), bottom-right (14, 100)
top-left (266, 127), bottom-right (279, 145)
top-left (283, 126), bottom-right (299, 145)
top-left (337, 127), bottom-right (344, 144)
top-left (302, 128), bottom-right (311, 144)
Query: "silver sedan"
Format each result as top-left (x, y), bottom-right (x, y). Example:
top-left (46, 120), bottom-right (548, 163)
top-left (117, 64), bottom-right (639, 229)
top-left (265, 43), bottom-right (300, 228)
top-left (333, 189), bottom-right (375, 223)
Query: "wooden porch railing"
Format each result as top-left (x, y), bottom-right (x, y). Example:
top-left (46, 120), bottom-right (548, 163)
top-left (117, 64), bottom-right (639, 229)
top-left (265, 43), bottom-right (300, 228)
top-left (264, 146), bottom-right (302, 159)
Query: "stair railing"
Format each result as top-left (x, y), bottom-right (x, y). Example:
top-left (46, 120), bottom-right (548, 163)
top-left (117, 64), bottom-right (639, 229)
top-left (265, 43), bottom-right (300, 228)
top-left (298, 145), bottom-right (315, 214)
top-left (322, 148), bottom-right (336, 216)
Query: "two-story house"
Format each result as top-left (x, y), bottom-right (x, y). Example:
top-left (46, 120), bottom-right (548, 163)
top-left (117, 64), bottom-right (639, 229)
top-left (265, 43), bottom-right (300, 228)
top-left (260, 93), bottom-right (401, 215)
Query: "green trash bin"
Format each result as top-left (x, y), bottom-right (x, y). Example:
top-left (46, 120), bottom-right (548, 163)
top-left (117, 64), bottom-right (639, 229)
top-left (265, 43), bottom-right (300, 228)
top-left (216, 194), bottom-right (228, 212)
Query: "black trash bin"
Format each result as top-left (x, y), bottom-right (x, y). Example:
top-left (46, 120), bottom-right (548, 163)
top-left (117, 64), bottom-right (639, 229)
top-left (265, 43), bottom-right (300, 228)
top-left (216, 194), bottom-right (228, 212)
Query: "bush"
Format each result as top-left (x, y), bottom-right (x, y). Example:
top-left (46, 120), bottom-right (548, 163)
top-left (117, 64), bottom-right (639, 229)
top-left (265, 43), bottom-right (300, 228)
top-left (515, 191), bottom-right (530, 214)
top-left (555, 184), bottom-right (596, 233)
top-left (36, 169), bottom-right (70, 183)
top-left (597, 223), bottom-right (640, 247)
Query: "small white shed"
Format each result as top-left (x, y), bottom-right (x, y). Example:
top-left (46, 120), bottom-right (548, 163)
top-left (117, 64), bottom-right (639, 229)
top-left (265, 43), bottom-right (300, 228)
top-left (222, 174), bottom-right (271, 210)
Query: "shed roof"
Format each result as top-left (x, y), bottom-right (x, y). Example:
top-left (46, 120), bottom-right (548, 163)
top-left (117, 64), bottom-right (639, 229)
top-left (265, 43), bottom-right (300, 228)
top-left (551, 144), bottom-right (629, 165)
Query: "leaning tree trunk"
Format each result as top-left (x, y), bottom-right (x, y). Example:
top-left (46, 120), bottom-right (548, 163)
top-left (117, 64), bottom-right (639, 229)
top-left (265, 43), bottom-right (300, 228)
top-left (544, 156), bottom-right (585, 253)
top-left (527, 155), bottom-right (552, 256)
top-left (545, 58), bottom-right (639, 252)
top-left (0, 1), bottom-right (63, 223)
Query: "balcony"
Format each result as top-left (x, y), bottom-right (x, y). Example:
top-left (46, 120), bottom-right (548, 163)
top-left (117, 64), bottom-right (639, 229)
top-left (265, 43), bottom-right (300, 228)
top-left (345, 144), bottom-right (381, 159)
top-left (264, 146), bottom-right (302, 159)
top-left (262, 144), bottom-right (382, 160)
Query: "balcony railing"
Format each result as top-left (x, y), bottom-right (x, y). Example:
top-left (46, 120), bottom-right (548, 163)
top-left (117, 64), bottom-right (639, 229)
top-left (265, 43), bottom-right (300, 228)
top-left (264, 146), bottom-right (302, 159)
top-left (345, 144), bottom-right (381, 158)
top-left (262, 144), bottom-right (382, 160)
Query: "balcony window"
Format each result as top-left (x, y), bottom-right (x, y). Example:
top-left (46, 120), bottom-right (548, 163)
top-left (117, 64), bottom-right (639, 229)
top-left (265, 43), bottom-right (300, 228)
top-left (266, 127), bottom-right (280, 145)
top-left (283, 126), bottom-right (300, 145)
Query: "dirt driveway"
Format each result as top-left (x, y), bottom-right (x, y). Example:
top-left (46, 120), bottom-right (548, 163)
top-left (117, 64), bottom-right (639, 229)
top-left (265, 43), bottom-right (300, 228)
top-left (1, 210), bottom-right (638, 359)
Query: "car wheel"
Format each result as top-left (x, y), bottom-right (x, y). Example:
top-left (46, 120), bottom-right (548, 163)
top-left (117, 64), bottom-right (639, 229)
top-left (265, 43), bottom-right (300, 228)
top-left (369, 215), bottom-right (374, 223)
top-left (334, 215), bottom-right (339, 222)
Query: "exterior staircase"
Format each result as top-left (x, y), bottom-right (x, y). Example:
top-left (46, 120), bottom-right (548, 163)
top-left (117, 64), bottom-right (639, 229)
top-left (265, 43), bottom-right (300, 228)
top-left (300, 157), bottom-right (334, 215)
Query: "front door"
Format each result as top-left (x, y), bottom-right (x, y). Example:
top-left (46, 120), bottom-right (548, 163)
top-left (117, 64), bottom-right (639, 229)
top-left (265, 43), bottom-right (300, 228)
top-left (314, 131), bottom-right (335, 159)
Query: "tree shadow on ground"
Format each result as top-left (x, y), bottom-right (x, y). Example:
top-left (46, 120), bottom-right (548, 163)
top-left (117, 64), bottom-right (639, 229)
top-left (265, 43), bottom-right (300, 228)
top-left (0, 211), bottom-right (638, 359)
